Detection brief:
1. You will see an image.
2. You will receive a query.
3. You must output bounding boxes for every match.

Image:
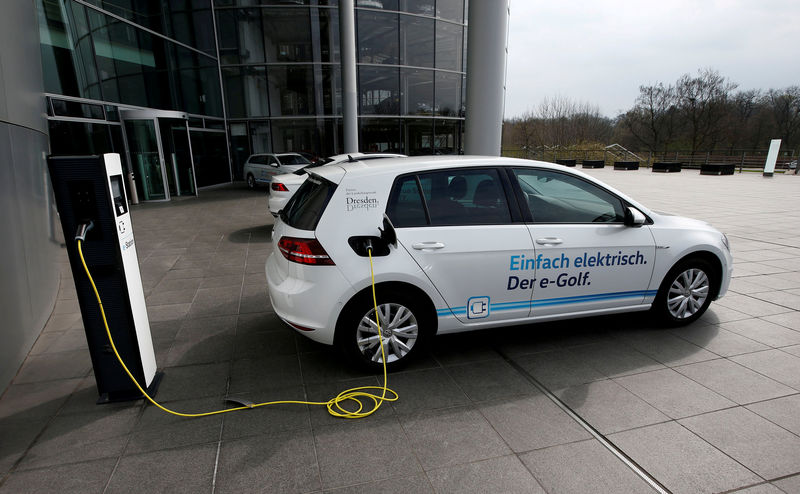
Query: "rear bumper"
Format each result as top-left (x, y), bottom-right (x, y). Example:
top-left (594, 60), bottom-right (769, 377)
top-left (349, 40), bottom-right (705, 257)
top-left (266, 253), bottom-right (350, 345)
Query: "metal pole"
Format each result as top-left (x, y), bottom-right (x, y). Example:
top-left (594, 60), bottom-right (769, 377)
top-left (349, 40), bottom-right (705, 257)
top-left (339, 0), bottom-right (359, 153)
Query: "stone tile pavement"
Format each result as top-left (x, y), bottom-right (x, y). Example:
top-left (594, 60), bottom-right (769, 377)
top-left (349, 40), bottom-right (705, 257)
top-left (1, 167), bottom-right (799, 493)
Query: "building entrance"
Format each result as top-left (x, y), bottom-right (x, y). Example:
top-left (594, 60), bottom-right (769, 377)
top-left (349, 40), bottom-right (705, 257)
top-left (122, 110), bottom-right (197, 201)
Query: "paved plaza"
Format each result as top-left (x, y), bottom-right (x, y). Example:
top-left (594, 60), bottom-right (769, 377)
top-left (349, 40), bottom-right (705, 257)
top-left (1, 166), bottom-right (800, 493)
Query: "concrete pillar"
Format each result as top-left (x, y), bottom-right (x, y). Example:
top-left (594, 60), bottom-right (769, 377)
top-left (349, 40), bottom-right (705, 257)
top-left (464, 0), bottom-right (510, 156)
top-left (339, 0), bottom-right (359, 153)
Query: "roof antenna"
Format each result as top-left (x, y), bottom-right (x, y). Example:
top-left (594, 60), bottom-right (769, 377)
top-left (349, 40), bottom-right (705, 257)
top-left (348, 154), bottom-right (355, 162)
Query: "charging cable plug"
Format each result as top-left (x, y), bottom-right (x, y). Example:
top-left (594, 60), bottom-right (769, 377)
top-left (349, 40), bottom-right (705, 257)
top-left (75, 220), bottom-right (95, 242)
top-left (364, 238), bottom-right (374, 254)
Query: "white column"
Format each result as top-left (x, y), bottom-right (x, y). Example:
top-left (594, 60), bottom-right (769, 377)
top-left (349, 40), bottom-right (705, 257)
top-left (339, 0), bottom-right (359, 153)
top-left (464, 0), bottom-right (510, 156)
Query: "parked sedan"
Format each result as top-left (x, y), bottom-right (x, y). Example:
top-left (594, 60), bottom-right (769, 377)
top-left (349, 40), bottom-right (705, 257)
top-left (267, 152), bottom-right (405, 216)
top-left (243, 153), bottom-right (311, 189)
top-left (266, 156), bottom-right (733, 370)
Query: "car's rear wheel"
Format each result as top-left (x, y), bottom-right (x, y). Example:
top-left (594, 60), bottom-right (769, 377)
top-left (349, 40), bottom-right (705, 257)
top-left (652, 258), bottom-right (716, 326)
top-left (246, 173), bottom-right (257, 189)
top-left (337, 290), bottom-right (429, 371)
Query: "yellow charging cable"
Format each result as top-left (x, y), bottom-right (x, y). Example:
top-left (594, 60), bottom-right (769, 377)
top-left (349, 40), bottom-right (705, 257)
top-left (77, 239), bottom-right (398, 418)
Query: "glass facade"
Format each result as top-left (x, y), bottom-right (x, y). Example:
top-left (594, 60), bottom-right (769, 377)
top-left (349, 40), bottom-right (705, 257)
top-left (37, 0), bottom-right (467, 194)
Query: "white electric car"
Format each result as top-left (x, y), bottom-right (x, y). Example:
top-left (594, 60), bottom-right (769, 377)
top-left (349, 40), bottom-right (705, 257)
top-left (243, 152), bottom-right (311, 189)
top-left (266, 156), bottom-right (732, 370)
top-left (267, 153), bottom-right (406, 216)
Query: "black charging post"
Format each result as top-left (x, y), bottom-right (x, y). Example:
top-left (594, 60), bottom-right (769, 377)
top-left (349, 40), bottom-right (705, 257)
top-left (48, 153), bottom-right (161, 403)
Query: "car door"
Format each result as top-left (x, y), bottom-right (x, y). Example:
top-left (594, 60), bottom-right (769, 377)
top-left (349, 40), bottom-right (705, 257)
top-left (511, 167), bottom-right (657, 317)
top-left (387, 167), bottom-right (535, 324)
top-left (263, 155), bottom-right (280, 182)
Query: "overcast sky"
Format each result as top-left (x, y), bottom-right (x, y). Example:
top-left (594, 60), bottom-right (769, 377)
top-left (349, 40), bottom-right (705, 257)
top-left (504, 0), bottom-right (800, 119)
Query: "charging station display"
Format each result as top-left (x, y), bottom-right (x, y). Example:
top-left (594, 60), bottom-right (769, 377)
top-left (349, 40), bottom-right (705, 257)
top-left (48, 153), bottom-right (159, 403)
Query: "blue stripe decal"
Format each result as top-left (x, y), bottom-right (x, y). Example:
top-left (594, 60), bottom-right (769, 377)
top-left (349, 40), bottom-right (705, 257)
top-left (436, 290), bottom-right (658, 318)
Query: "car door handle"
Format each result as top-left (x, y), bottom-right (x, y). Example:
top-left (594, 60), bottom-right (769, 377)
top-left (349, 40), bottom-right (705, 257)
top-left (535, 237), bottom-right (563, 245)
top-left (412, 242), bottom-right (445, 250)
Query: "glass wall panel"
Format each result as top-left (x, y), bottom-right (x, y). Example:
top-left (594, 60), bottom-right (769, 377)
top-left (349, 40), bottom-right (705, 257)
top-left (229, 122), bottom-right (250, 179)
top-left (268, 65), bottom-right (315, 116)
top-left (400, 0), bottom-right (434, 16)
top-left (359, 66), bottom-right (399, 115)
top-left (399, 14), bottom-right (433, 67)
top-left (405, 118), bottom-right (433, 155)
top-left (172, 44), bottom-right (224, 116)
top-left (216, 8), bottom-right (266, 64)
top-left (360, 118), bottom-right (402, 153)
top-left (401, 68), bottom-right (433, 115)
top-left (435, 20), bottom-right (462, 71)
top-left (319, 119), bottom-right (343, 157)
top-left (437, 0), bottom-right (464, 22)
top-left (433, 119), bottom-right (458, 154)
top-left (249, 121), bottom-right (271, 153)
top-left (357, 10), bottom-right (398, 64)
top-left (320, 66), bottom-right (341, 115)
top-left (313, 7), bottom-right (340, 63)
top-left (271, 119), bottom-right (320, 154)
top-left (48, 120), bottom-right (117, 155)
top-left (434, 70), bottom-right (460, 116)
top-left (355, 0), bottom-right (398, 10)
top-left (190, 131), bottom-right (231, 186)
top-left (263, 9), bottom-right (312, 62)
top-left (223, 66), bottom-right (269, 117)
top-left (83, 0), bottom-right (216, 54)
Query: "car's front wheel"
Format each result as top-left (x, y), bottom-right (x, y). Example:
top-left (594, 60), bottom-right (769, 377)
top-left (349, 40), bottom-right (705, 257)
top-left (337, 290), bottom-right (429, 371)
top-left (246, 173), bottom-right (257, 189)
top-left (652, 258), bottom-right (717, 326)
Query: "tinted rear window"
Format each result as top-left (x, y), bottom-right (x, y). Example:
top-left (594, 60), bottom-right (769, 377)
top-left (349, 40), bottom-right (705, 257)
top-left (279, 155), bottom-right (311, 165)
top-left (282, 175), bottom-right (336, 231)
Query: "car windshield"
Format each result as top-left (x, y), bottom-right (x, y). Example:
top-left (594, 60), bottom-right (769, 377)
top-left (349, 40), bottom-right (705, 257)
top-left (278, 155), bottom-right (312, 166)
top-left (281, 174), bottom-right (336, 230)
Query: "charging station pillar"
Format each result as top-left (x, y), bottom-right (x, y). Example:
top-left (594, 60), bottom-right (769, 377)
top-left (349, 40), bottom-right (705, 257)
top-left (48, 153), bottom-right (160, 403)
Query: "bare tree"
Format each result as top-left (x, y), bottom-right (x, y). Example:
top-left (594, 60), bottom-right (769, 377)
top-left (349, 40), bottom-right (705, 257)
top-left (620, 83), bottom-right (678, 152)
top-left (675, 68), bottom-right (737, 153)
top-left (765, 86), bottom-right (800, 149)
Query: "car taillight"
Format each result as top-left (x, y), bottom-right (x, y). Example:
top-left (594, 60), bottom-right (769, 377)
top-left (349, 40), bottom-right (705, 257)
top-left (271, 182), bottom-right (289, 192)
top-left (278, 236), bottom-right (335, 265)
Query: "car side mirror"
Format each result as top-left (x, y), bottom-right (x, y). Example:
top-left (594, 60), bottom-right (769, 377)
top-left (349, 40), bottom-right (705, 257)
top-left (625, 206), bottom-right (646, 227)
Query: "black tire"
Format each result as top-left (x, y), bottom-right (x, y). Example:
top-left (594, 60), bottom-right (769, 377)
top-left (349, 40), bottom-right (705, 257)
top-left (246, 174), bottom-right (257, 189)
top-left (336, 289), bottom-right (431, 372)
top-left (652, 258), bottom-right (717, 326)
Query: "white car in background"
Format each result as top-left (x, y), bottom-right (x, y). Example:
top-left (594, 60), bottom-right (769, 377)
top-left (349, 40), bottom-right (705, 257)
top-left (244, 153), bottom-right (311, 189)
top-left (266, 156), bottom-right (733, 371)
top-left (268, 153), bottom-right (405, 216)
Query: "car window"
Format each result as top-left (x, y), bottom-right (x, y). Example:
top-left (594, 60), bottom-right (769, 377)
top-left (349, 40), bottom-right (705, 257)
top-left (282, 175), bottom-right (336, 230)
top-left (513, 168), bottom-right (625, 223)
top-left (387, 176), bottom-right (428, 227)
top-left (268, 156), bottom-right (279, 166)
top-left (278, 155), bottom-right (311, 165)
top-left (387, 168), bottom-right (512, 227)
top-left (249, 155), bottom-right (268, 165)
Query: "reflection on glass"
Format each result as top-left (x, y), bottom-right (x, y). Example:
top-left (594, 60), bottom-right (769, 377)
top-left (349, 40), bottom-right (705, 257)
top-left (216, 9), bottom-right (266, 64)
top-left (400, 0), bottom-right (434, 16)
top-left (402, 69), bottom-right (433, 115)
top-left (48, 120), bottom-right (114, 156)
top-left (269, 66), bottom-right (315, 116)
top-left (314, 7), bottom-right (340, 63)
top-left (263, 9), bottom-right (312, 62)
top-left (434, 119), bottom-right (459, 154)
top-left (249, 121), bottom-right (271, 153)
top-left (435, 71), bottom-right (460, 117)
top-left (360, 118), bottom-right (402, 153)
top-left (357, 10), bottom-right (398, 64)
top-left (400, 14), bottom-right (434, 67)
top-left (436, 0), bottom-right (464, 22)
top-left (359, 66), bottom-right (399, 115)
top-left (191, 131), bottom-right (231, 187)
top-left (271, 120), bottom-right (320, 154)
top-left (229, 123), bottom-right (250, 179)
top-left (356, 0), bottom-right (398, 10)
top-left (321, 66), bottom-right (342, 115)
top-left (405, 118), bottom-right (433, 155)
top-left (223, 66), bottom-right (269, 117)
top-left (435, 20), bottom-right (462, 71)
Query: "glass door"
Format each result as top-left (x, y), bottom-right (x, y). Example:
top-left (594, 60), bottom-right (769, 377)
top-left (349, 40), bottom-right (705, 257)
top-left (124, 119), bottom-right (168, 201)
top-left (121, 110), bottom-right (197, 201)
